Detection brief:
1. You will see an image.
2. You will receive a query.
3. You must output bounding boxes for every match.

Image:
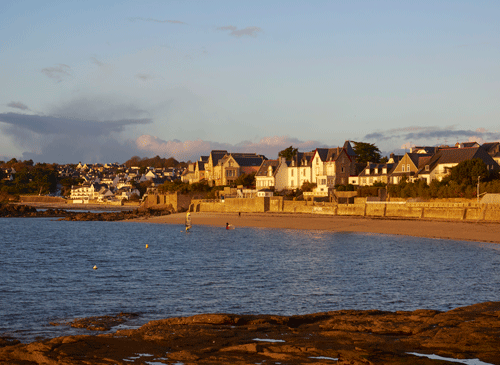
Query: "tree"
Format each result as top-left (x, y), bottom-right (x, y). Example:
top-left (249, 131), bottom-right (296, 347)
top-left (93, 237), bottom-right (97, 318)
top-left (278, 146), bottom-right (298, 160)
top-left (449, 158), bottom-right (489, 186)
top-left (233, 172), bottom-right (256, 187)
top-left (300, 181), bottom-right (316, 192)
top-left (352, 141), bottom-right (382, 164)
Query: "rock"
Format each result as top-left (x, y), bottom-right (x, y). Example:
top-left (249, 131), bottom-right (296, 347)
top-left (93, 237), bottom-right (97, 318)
top-left (1, 302), bottom-right (499, 364)
top-left (0, 204), bottom-right (172, 221)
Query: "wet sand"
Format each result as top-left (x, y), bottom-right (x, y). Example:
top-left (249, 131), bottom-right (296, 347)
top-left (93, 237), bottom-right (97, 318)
top-left (129, 212), bottom-right (500, 244)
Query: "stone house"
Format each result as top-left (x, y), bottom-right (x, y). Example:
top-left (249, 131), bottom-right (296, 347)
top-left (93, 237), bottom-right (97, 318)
top-left (214, 153), bottom-right (267, 186)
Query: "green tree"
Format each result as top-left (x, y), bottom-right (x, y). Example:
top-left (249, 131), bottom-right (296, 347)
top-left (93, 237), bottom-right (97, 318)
top-left (352, 141), bottom-right (382, 164)
top-left (300, 181), bottom-right (316, 192)
top-left (449, 158), bottom-right (489, 186)
top-left (278, 146), bottom-right (298, 160)
top-left (233, 172), bottom-right (256, 187)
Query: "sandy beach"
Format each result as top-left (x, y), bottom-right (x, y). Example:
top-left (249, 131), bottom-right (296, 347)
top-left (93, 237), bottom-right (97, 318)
top-left (129, 212), bottom-right (500, 244)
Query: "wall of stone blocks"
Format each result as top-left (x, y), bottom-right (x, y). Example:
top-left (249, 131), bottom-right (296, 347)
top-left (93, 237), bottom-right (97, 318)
top-left (189, 197), bottom-right (500, 222)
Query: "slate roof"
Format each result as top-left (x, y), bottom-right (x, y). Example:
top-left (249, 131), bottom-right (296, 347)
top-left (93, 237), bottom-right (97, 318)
top-left (231, 153), bottom-right (267, 167)
top-left (358, 163), bottom-right (397, 177)
top-left (195, 161), bottom-right (206, 171)
top-left (209, 150), bottom-right (228, 165)
top-left (482, 142), bottom-right (500, 156)
top-left (255, 159), bottom-right (280, 177)
top-left (343, 141), bottom-right (357, 158)
top-left (315, 147), bottom-right (344, 162)
top-left (290, 151), bottom-right (315, 167)
top-left (417, 146), bottom-right (499, 174)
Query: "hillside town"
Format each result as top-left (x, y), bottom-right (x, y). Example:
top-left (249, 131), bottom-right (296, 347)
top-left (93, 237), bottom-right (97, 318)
top-left (2, 140), bottom-right (500, 204)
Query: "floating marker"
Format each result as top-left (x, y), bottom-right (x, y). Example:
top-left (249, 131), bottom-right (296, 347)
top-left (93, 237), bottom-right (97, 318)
top-left (93, 265), bottom-right (98, 270)
top-left (146, 244), bottom-right (149, 249)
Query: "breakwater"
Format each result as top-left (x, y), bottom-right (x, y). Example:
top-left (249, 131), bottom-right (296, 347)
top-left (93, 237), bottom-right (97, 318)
top-left (190, 197), bottom-right (500, 222)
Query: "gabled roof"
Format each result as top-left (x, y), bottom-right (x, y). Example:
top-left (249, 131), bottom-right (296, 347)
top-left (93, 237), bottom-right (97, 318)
top-left (255, 159), bottom-right (280, 177)
top-left (417, 146), bottom-right (499, 174)
top-left (482, 142), bottom-right (500, 155)
top-left (290, 151), bottom-right (315, 167)
top-left (343, 141), bottom-right (357, 158)
top-left (195, 161), bottom-right (206, 171)
top-left (315, 147), bottom-right (344, 162)
top-left (209, 150), bottom-right (228, 165)
top-left (358, 163), bottom-right (396, 177)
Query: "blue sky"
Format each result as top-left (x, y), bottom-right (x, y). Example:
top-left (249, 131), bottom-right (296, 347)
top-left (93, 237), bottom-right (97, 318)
top-left (1, 0), bottom-right (499, 163)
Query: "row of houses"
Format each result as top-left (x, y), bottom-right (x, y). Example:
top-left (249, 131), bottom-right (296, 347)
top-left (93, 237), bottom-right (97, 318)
top-left (183, 141), bottom-right (500, 197)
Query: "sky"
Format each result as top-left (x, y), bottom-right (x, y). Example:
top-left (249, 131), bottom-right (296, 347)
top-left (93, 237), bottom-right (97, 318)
top-left (1, 0), bottom-right (499, 164)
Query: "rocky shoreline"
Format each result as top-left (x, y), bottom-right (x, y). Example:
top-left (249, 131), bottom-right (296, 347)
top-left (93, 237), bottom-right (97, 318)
top-left (1, 302), bottom-right (499, 364)
top-left (0, 203), bottom-right (175, 221)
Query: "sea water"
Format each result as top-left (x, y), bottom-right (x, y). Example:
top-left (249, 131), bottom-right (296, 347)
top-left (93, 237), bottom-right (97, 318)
top-left (1, 217), bottom-right (499, 343)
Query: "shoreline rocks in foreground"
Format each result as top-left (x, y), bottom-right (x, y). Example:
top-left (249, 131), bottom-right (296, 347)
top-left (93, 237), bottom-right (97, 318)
top-left (1, 302), bottom-right (499, 364)
top-left (0, 203), bottom-right (175, 221)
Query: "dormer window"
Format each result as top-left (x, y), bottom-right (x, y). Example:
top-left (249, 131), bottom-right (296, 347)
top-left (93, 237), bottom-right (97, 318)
top-left (374, 168), bottom-right (378, 174)
top-left (425, 165), bottom-right (430, 171)
top-left (365, 168), bottom-right (370, 175)
top-left (383, 168), bottom-right (387, 174)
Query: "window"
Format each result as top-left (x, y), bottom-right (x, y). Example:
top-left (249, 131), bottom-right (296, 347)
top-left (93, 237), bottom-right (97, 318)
top-left (407, 164), bottom-right (410, 171)
top-left (425, 165), bottom-right (430, 171)
top-left (341, 167), bottom-right (345, 173)
top-left (402, 165), bottom-right (405, 172)
top-left (291, 169), bottom-right (294, 176)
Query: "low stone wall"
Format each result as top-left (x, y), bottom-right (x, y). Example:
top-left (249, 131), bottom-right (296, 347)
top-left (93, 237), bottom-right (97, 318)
top-left (143, 192), bottom-right (205, 212)
top-left (19, 196), bottom-right (66, 203)
top-left (190, 197), bottom-right (500, 222)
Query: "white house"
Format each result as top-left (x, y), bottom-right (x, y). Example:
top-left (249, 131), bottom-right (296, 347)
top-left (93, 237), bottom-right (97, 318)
top-left (286, 151), bottom-right (315, 190)
top-left (255, 158), bottom-right (289, 191)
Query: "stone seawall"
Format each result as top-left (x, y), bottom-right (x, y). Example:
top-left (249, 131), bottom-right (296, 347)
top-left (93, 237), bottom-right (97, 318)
top-left (189, 198), bottom-right (500, 222)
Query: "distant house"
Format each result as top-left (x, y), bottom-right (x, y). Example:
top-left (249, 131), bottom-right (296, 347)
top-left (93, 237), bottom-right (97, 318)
top-left (417, 146), bottom-right (500, 184)
top-left (213, 153), bottom-right (267, 186)
top-left (358, 162), bottom-right (397, 186)
top-left (311, 142), bottom-right (355, 187)
top-left (482, 142), bottom-right (500, 166)
top-left (205, 150), bottom-right (228, 185)
top-left (70, 182), bottom-right (104, 202)
top-left (390, 152), bottom-right (432, 184)
top-left (255, 158), bottom-right (289, 191)
top-left (181, 163), bottom-right (196, 183)
top-left (256, 188), bottom-right (274, 197)
top-left (286, 151), bottom-right (315, 190)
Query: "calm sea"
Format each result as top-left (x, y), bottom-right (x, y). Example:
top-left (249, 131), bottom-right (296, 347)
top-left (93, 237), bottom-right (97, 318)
top-left (1, 217), bottom-right (499, 343)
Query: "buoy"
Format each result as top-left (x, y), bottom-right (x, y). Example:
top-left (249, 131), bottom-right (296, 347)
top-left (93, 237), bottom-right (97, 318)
top-left (146, 244), bottom-right (149, 249)
top-left (93, 265), bottom-right (98, 270)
